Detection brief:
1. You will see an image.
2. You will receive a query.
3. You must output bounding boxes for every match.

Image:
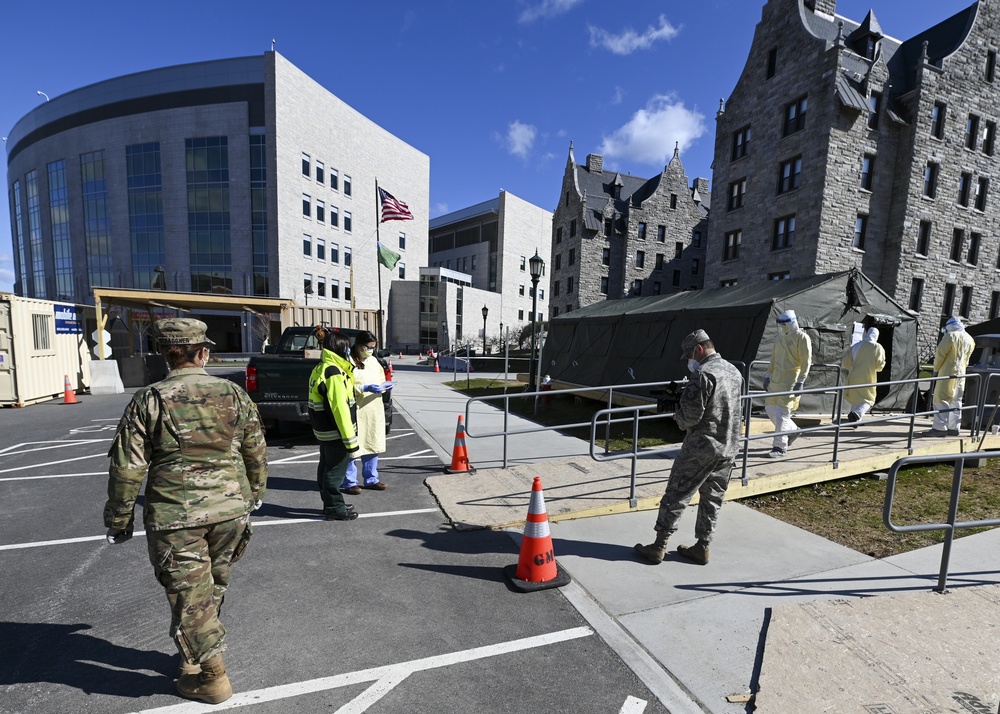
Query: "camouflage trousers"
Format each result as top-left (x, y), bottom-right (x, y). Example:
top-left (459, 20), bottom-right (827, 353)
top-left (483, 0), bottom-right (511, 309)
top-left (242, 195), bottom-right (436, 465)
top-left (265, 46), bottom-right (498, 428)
top-left (146, 517), bottom-right (246, 664)
top-left (654, 454), bottom-right (734, 543)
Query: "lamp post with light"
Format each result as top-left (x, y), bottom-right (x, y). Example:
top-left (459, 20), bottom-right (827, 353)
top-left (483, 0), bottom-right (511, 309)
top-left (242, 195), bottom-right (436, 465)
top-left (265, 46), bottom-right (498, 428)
top-left (528, 250), bottom-right (544, 392)
top-left (481, 305), bottom-right (489, 354)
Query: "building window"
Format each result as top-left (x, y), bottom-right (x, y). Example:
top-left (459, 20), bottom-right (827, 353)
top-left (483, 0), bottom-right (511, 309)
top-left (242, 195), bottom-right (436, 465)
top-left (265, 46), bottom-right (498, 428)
top-left (344, 246), bottom-right (353, 266)
top-left (861, 154), bottom-right (875, 191)
top-left (942, 283), bottom-right (956, 317)
top-left (552, 306), bottom-right (559, 317)
top-left (605, 217), bottom-right (614, 236)
top-left (772, 215), bottom-right (795, 250)
top-left (674, 242), bottom-right (683, 259)
top-left (670, 194), bottom-right (678, 210)
top-left (399, 262), bottom-right (406, 279)
top-left (635, 250), bottom-right (645, 268)
top-left (596, 277), bottom-right (606, 294)
top-left (723, 230), bottom-right (741, 261)
top-left (331, 279), bottom-right (340, 300)
top-left (985, 121), bottom-right (996, 156)
top-left (652, 281), bottom-right (662, 295)
top-left (655, 253), bottom-right (664, 270)
top-left (317, 277), bottom-right (326, 298)
top-left (672, 270), bottom-right (680, 287)
top-left (567, 276), bottom-right (574, 293)
top-left (316, 200), bottom-right (325, 223)
top-left (960, 286), bottom-right (973, 319)
top-left (692, 231), bottom-right (702, 248)
top-left (976, 177), bottom-right (989, 211)
top-left (569, 248), bottom-right (576, 265)
top-left (924, 162), bottom-right (939, 198)
top-left (631, 279), bottom-right (641, 296)
top-left (302, 153), bottom-right (310, 176)
top-left (783, 95), bottom-right (807, 136)
top-left (868, 92), bottom-right (882, 130)
top-left (331, 243), bottom-right (339, 263)
top-left (637, 222), bottom-right (647, 240)
top-left (304, 273), bottom-right (313, 297)
top-left (991, 291), bottom-right (1000, 320)
top-left (316, 239), bottom-right (326, 261)
top-left (330, 205), bottom-right (339, 228)
top-left (316, 161), bottom-right (324, 184)
top-left (554, 254), bottom-right (562, 270)
top-left (959, 172), bottom-right (972, 206)
top-left (909, 278), bottom-right (924, 311)
top-left (344, 211), bottom-right (352, 232)
top-left (657, 225), bottom-right (666, 242)
top-left (988, 49), bottom-right (997, 82)
top-left (303, 235), bottom-right (312, 257)
top-left (520, 255), bottom-right (526, 271)
top-left (967, 114), bottom-right (981, 149)
top-left (519, 284), bottom-right (525, 296)
top-left (853, 215), bottom-right (868, 250)
top-left (691, 258), bottom-right (700, 275)
top-left (302, 194), bottom-right (311, 217)
top-left (518, 309), bottom-right (524, 321)
top-left (766, 47), bottom-right (777, 79)
top-left (777, 156), bottom-right (802, 194)
top-left (331, 169), bottom-right (339, 191)
top-left (731, 124), bottom-right (751, 161)
top-left (768, 271), bottom-right (791, 280)
top-left (556, 226), bottom-right (563, 244)
top-left (931, 102), bottom-right (947, 139)
top-left (728, 178), bottom-right (747, 210)
top-left (570, 220), bottom-right (577, 237)
top-left (969, 232), bottom-right (981, 265)
top-left (554, 280), bottom-right (561, 297)
top-left (399, 232), bottom-right (406, 250)
top-left (951, 229), bottom-right (965, 262)
top-left (720, 278), bottom-right (738, 288)
top-left (344, 175), bottom-right (352, 197)
top-left (602, 248), bottom-right (610, 266)
top-left (917, 220), bottom-right (931, 256)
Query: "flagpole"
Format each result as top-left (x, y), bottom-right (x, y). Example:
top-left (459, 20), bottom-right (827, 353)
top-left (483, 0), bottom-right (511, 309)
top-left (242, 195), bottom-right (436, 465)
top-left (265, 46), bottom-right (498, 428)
top-left (375, 179), bottom-right (384, 346)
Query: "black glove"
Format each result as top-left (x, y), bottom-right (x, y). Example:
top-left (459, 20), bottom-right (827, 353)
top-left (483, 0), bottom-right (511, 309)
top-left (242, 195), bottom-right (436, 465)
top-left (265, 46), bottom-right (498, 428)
top-left (655, 381), bottom-right (683, 413)
top-left (105, 523), bottom-right (134, 545)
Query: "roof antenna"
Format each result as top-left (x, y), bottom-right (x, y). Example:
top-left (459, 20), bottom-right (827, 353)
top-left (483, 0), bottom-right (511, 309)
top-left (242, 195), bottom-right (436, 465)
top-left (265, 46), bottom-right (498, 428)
top-left (271, 38), bottom-right (276, 52)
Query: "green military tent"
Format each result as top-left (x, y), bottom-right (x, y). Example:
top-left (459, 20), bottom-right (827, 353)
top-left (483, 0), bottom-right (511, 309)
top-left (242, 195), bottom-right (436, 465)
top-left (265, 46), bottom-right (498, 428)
top-left (541, 269), bottom-right (919, 412)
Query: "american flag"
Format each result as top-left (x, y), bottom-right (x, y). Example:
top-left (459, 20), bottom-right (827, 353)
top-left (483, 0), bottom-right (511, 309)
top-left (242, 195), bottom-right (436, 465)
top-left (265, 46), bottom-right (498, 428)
top-left (379, 187), bottom-right (414, 222)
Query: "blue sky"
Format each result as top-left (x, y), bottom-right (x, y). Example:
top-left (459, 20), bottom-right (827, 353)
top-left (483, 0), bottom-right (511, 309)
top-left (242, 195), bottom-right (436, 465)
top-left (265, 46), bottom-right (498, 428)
top-left (0, 0), bottom-right (969, 292)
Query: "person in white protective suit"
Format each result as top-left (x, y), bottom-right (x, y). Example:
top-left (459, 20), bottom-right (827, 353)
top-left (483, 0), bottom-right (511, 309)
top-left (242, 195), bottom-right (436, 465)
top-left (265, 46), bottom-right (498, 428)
top-left (924, 316), bottom-right (975, 437)
top-left (841, 327), bottom-right (886, 424)
top-left (763, 309), bottom-right (812, 458)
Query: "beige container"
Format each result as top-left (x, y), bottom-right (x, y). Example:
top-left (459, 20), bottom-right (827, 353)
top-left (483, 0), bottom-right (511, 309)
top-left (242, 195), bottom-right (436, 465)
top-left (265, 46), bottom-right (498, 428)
top-left (280, 305), bottom-right (379, 334)
top-left (0, 293), bottom-right (94, 407)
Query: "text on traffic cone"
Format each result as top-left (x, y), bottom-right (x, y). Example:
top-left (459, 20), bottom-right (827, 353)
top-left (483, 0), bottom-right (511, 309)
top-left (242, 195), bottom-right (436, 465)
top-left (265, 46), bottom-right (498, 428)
top-left (444, 414), bottom-right (476, 474)
top-left (515, 477), bottom-right (558, 582)
top-left (63, 374), bottom-right (79, 405)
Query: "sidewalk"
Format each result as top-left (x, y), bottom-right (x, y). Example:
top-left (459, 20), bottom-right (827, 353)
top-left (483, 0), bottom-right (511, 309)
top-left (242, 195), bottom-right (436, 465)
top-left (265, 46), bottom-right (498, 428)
top-left (392, 360), bottom-right (1000, 712)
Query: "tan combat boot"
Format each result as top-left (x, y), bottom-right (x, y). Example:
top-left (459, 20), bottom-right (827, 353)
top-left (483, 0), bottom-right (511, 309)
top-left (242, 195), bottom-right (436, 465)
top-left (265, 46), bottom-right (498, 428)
top-left (633, 532), bottom-right (669, 564)
top-left (178, 658), bottom-right (200, 678)
top-left (176, 654), bottom-right (233, 704)
top-left (677, 540), bottom-right (710, 565)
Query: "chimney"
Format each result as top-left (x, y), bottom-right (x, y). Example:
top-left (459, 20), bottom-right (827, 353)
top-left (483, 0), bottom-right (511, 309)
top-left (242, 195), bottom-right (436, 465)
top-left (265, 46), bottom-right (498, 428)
top-left (586, 154), bottom-right (603, 173)
top-left (694, 178), bottom-right (709, 197)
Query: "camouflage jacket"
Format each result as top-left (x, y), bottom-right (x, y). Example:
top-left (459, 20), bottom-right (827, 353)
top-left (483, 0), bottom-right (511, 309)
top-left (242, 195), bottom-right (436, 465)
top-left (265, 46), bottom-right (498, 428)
top-left (675, 353), bottom-right (744, 461)
top-left (104, 367), bottom-right (268, 531)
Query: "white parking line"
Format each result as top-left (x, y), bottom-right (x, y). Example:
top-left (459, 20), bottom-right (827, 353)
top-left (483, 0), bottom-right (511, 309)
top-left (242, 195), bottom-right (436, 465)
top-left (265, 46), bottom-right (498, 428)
top-left (131, 626), bottom-right (594, 713)
top-left (0, 453), bottom-right (106, 474)
top-left (0, 439), bottom-right (111, 457)
top-left (0, 509), bottom-right (441, 552)
top-left (0, 471), bottom-right (105, 483)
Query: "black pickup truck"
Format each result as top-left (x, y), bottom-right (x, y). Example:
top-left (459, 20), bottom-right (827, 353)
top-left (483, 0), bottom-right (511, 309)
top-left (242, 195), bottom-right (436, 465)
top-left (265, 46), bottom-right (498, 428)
top-left (245, 326), bottom-right (392, 430)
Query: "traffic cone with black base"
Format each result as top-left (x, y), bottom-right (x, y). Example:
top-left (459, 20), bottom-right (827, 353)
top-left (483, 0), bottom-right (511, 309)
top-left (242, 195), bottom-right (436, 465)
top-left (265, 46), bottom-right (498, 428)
top-left (62, 374), bottom-right (79, 405)
top-left (504, 476), bottom-right (571, 592)
top-left (444, 415), bottom-right (476, 474)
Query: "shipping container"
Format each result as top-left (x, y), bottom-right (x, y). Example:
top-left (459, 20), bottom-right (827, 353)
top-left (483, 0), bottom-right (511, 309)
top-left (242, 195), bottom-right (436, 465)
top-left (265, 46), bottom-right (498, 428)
top-left (0, 294), bottom-right (94, 407)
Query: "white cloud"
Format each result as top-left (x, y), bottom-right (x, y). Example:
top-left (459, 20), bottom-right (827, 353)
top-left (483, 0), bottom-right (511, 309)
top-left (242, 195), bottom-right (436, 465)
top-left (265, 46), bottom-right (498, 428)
top-left (611, 86), bottom-right (625, 105)
top-left (505, 120), bottom-right (538, 158)
top-left (519, 0), bottom-right (583, 24)
top-left (599, 94), bottom-right (706, 166)
top-left (434, 202), bottom-right (449, 215)
top-left (588, 15), bottom-right (679, 55)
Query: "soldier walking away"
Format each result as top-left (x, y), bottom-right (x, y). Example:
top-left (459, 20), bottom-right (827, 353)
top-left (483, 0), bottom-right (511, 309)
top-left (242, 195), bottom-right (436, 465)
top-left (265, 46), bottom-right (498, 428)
top-left (635, 329), bottom-right (743, 565)
top-left (923, 316), bottom-right (976, 437)
top-left (103, 318), bottom-right (268, 704)
top-left (763, 309), bottom-right (812, 458)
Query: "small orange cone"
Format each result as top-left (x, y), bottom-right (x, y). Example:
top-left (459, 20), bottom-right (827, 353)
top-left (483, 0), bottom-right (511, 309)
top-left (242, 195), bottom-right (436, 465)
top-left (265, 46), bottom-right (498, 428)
top-left (504, 476), bottom-right (571, 592)
top-left (62, 374), bottom-right (79, 405)
top-left (444, 415), bottom-right (476, 474)
top-left (399, 352), bottom-right (403, 360)
top-left (433, 358), bottom-right (440, 373)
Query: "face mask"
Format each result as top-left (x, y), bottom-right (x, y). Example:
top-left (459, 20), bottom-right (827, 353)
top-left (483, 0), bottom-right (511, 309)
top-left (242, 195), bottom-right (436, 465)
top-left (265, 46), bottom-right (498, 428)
top-left (360, 348), bottom-right (374, 359)
top-left (687, 359), bottom-right (701, 374)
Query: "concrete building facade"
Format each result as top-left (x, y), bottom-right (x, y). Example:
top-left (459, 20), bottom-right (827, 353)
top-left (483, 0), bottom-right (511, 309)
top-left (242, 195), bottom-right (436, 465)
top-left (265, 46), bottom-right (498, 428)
top-left (549, 144), bottom-right (709, 318)
top-left (706, 0), bottom-right (1000, 356)
top-left (5, 52), bottom-right (428, 349)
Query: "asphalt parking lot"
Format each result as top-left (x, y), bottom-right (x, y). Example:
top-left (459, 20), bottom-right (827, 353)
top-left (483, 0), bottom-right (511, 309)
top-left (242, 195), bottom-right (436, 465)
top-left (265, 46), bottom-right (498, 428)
top-left (0, 382), bottom-right (668, 714)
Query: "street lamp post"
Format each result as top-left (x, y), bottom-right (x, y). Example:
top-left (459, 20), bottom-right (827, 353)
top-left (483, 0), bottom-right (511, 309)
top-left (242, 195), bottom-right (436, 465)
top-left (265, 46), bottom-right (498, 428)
top-left (481, 305), bottom-right (489, 355)
top-left (528, 250), bottom-right (545, 392)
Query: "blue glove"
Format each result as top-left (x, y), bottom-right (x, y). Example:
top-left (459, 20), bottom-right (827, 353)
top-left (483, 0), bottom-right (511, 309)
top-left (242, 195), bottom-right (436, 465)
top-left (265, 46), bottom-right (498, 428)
top-left (793, 381), bottom-right (804, 392)
top-left (363, 384), bottom-right (383, 393)
top-left (763, 375), bottom-right (771, 390)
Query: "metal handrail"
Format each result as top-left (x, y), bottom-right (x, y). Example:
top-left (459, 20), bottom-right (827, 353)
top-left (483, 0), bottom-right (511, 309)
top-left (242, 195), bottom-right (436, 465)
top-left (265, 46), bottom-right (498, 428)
top-left (883, 450), bottom-right (1000, 592)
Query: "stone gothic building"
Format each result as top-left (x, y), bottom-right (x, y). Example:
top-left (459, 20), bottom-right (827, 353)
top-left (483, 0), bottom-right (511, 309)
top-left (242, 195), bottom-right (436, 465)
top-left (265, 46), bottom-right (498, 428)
top-left (706, 0), bottom-right (1000, 356)
top-left (548, 144), bottom-right (709, 318)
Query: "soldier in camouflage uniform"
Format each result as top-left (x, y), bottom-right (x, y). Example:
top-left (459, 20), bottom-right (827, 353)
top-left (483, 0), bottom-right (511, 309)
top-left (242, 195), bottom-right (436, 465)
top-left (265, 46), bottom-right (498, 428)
top-left (635, 329), bottom-right (743, 566)
top-left (104, 318), bottom-right (267, 705)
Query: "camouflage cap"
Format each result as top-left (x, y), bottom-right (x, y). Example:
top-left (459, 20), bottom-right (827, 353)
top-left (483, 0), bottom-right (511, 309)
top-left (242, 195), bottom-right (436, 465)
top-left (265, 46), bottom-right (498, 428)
top-left (679, 329), bottom-right (710, 359)
top-left (154, 318), bottom-right (216, 346)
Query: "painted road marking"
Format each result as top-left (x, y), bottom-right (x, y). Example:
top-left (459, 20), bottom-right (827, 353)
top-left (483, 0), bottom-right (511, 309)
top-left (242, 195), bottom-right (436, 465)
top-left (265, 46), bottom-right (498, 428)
top-left (131, 626), bottom-right (594, 713)
top-left (0, 471), bottom-right (105, 483)
top-left (0, 453), bottom-right (106, 474)
top-left (268, 448), bottom-right (435, 464)
top-left (620, 695), bottom-right (648, 713)
top-left (0, 509), bottom-right (440, 552)
top-left (0, 439), bottom-right (111, 457)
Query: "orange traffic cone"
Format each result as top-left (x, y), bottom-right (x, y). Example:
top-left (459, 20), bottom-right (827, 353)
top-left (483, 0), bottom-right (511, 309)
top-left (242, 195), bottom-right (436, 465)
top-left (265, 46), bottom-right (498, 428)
top-left (503, 476), bottom-right (571, 592)
top-left (62, 374), bottom-right (79, 405)
top-left (398, 352), bottom-right (403, 360)
top-left (444, 415), bottom-right (476, 474)
top-left (433, 358), bottom-right (440, 373)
